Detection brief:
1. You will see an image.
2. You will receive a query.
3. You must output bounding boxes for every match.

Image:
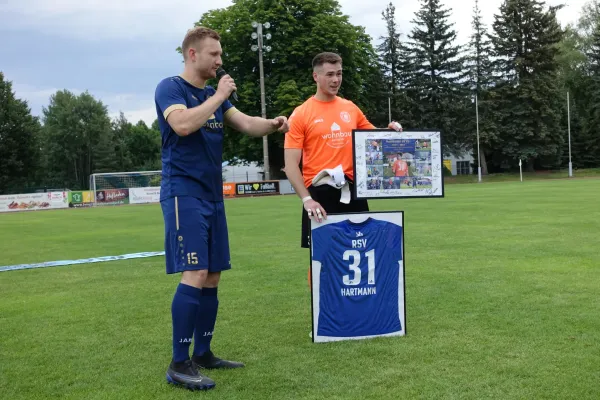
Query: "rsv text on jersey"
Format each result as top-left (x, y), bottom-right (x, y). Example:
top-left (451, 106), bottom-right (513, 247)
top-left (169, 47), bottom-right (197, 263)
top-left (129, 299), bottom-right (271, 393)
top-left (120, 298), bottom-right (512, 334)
top-left (351, 239), bottom-right (368, 248)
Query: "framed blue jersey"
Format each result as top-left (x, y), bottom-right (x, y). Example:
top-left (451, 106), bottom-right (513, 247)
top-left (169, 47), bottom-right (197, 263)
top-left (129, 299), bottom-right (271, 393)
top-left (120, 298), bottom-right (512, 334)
top-left (310, 211), bottom-right (406, 343)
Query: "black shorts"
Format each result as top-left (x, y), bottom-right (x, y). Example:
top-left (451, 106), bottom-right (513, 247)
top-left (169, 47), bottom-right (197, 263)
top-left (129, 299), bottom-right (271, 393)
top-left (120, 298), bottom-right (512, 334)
top-left (300, 183), bottom-right (368, 248)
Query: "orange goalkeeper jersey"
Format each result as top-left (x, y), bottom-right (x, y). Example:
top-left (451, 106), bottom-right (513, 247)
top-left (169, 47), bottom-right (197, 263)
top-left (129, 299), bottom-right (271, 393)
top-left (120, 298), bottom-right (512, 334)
top-left (392, 159), bottom-right (408, 176)
top-left (284, 96), bottom-right (375, 188)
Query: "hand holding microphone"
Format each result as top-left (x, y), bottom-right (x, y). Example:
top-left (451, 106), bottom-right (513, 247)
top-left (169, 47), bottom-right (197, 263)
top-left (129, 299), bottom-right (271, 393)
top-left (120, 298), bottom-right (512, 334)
top-left (216, 67), bottom-right (238, 102)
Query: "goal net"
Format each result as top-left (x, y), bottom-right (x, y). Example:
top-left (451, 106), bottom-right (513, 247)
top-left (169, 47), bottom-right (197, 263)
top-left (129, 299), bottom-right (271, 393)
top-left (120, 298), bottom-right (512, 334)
top-left (89, 171), bottom-right (162, 206)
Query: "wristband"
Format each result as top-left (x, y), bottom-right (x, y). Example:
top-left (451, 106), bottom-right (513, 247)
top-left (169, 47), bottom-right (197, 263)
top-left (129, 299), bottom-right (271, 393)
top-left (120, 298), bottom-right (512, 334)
top-left (302, 196), bottom-right (312, 203)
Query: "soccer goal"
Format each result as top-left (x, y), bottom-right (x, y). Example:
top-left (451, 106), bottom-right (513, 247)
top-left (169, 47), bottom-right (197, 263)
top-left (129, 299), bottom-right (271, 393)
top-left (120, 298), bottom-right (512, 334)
top-left (89, 171), bottom-right (162, 206)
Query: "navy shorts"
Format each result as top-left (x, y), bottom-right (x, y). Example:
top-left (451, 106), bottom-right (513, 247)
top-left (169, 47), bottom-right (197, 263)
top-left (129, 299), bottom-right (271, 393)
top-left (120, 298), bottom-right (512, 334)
top-left (161, 196), bottom-right (231, 274)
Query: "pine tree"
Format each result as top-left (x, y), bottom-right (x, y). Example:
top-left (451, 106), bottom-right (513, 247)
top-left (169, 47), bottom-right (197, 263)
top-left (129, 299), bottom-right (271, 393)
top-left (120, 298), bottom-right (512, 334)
top-left (111, 112), bottom-right (134, 172)
top-left (467, 0), bottom-right (495, 174)
top-left (377, 2), bottom-right (415, 126)
top-left (489, 0), bottom-right (565, 171)
top-left (582, 16), bottom-right (600, 166)
top-left (566, 97), bottom-right (596, 168)
top-left (405, 0), bottom-right (469, 154)
top-left (467, 0), bottom-right (494, 95)
top-left (377, 3), bottom-right (402, 105)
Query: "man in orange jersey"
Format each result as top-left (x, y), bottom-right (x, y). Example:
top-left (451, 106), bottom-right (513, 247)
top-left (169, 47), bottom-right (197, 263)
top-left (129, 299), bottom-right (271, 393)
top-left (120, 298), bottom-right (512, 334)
top-left (284, 52), bottom-right (403, 253)
top-left (392, 153), bottom-right (408, 188)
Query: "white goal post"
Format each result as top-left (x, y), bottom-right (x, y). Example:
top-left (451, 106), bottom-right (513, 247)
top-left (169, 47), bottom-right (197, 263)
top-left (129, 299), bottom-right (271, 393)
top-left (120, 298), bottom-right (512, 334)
top-left (89, 171), bottom-right (162, 206)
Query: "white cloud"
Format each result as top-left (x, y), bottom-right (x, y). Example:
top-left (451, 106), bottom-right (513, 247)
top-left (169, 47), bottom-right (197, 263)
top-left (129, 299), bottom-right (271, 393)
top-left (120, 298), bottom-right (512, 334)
top-left (0, 0), bottom-right (233, 40)
top-left (0, 0), bottom-right (588, 43)
top-left (109, 107), bottom-right (157, 126)
top-left (11, 83), bottom-right (86, 115)
top-left (11, 82), bottom-right (157, 125)
top-left (11, 84), bottom-right (66, 104)
top-left (339, 0), bottom-right (588, 46)
top-left (5, 0), bottom-right (591, 127)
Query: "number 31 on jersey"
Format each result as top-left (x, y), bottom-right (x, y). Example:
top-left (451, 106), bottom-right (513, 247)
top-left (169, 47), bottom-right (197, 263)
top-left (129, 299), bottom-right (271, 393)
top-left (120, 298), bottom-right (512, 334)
top-left (343, 249), bottom-right (375, 286)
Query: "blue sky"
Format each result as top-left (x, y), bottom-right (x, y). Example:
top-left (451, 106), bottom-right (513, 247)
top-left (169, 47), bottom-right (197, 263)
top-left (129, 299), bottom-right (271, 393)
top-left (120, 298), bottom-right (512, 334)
top-left (0, 0), bottom-right (586, 126)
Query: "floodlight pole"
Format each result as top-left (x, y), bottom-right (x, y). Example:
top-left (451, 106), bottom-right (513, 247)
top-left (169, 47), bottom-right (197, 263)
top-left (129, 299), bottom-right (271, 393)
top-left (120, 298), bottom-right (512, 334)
top-left (252, 22), bottom-right (272, 181)
top-left (476, 94), bottom-right (482, 182)
top-left (567, 91), bottom-right (572, 177)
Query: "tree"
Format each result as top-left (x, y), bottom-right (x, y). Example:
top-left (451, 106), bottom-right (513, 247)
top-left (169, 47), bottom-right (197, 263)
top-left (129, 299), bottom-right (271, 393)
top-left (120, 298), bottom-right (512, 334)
top-left (404, 0), bottom-right (469, 155)
top-left (466, 0), bottom-right (496, 174)
top-left (377, 3), bottom-right (402, 112)
top-left (376, 2), bottom-right (415, 126)
top-left (467, 0), bottom-right (494, 95)
top-left (40, 90), bottom-right (113, 189)
top-left (576, 0), bottom-right (600, 52)
top-left (0, 72), bottom-right (41, 194)
top-left (556, 26), bottom-right (597, 168)
top-left (489, 0), bottom-right (565, 171)
top-left (581, 14), bottom-right (600, 166)
top-left (111, 112), bottom-right (134, 172)
top-left (126, 120), bottom-right (161, 171)
top-left (190, 0), bottom-right (388, 177)
top-left (93, 127), bottom-right (119, 174)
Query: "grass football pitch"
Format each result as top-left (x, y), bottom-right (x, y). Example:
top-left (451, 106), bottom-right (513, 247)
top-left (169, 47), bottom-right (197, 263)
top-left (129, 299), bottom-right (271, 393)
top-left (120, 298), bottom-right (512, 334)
top-left (1, 179), bottom-right (599, 399)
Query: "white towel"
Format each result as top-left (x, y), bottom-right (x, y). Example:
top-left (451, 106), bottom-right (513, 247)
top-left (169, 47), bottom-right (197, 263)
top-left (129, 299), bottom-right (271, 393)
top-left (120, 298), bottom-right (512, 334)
top-left (311, 164), bottom-right (351, 204)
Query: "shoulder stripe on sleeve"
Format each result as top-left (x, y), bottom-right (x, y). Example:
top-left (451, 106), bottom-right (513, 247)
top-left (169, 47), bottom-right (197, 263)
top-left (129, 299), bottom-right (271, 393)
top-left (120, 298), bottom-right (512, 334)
top-left (164, 104), bottom-right (187, 120)
top-left (224, 107), bottom-right (239, 119)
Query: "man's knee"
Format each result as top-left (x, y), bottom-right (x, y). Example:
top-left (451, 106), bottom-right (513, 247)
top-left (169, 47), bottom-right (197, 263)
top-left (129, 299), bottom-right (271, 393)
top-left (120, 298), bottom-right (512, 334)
top-left (181, 269), bottom-right (208, 288)
top-left (204, 272), bottom-right (221, 288)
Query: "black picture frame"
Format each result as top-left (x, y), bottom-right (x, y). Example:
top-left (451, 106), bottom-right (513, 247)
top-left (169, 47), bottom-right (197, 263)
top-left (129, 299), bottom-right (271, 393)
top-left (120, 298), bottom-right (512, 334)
top-left (351, 129), bottom-right (445, 200)
top-left (308, 210), bottom-right (406, 343)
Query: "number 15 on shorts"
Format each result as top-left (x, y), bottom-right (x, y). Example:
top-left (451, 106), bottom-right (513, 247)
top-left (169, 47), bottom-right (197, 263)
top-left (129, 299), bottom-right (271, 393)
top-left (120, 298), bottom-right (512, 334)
top-left (187, 252), bottom-right (198, 265)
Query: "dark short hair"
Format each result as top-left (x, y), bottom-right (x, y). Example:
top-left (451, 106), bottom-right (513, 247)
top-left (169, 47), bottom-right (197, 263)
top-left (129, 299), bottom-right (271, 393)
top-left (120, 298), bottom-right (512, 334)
top-left (312, 52), bottom-right (342, 69)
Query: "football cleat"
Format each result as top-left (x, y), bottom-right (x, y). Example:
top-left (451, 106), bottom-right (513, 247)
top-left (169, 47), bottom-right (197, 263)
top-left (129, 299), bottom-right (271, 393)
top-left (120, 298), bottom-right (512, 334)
top-left (192, 350), bottom-right (245, 369)
top-left (166, 359), bottom-right (216, 390)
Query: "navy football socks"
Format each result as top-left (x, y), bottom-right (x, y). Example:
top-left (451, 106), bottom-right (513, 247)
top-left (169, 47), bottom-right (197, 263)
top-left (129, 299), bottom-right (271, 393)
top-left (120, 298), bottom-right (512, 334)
top-left (171, 283), bottom-right (203, 363)
top-left (193, 287), bottom-right (219, 357)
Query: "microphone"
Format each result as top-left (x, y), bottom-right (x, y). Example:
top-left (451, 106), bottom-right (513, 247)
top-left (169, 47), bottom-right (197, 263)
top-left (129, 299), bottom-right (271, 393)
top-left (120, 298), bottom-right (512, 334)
top-left (216, 67), bottom-right (238, 102)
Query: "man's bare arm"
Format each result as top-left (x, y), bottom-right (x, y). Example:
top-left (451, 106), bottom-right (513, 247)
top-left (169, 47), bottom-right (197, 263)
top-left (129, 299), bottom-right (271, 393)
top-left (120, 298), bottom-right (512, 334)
top-left (284, 148), bottom-right (327, 221)
top-left (167, 73), bottom-right (237, 136)
top-left (225, 111), bottom-right (289, 137)
top-left (284, 149), bottom-right (310, 199)
top-left (166, 94), bottom-right (227, 137)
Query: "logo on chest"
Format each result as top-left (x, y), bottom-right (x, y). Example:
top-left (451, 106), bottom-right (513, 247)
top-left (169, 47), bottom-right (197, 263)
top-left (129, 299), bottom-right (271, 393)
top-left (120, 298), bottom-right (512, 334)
top-left (320, 121), bottom-right (351, 149)
top-left (203, 113), bottom-right (224, 130)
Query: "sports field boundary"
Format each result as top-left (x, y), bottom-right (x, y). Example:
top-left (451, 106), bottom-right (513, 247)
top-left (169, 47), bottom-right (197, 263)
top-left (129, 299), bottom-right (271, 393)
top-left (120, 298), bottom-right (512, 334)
top-left (0, 251), bottom-right (165, 272)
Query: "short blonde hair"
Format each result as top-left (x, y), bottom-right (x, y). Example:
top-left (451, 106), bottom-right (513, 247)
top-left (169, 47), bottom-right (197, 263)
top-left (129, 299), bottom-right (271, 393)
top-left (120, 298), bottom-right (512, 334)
top-left (182, 26), bottom-right (221, 59)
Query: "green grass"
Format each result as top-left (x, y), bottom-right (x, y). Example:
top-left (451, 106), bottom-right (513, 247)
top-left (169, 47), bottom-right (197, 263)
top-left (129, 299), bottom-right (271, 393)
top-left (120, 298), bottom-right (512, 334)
top-left (1, 179), bottom-right (600, 399)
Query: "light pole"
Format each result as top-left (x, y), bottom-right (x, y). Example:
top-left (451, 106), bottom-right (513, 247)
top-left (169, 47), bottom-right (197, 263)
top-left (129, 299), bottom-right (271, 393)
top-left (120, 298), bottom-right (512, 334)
top-left (476, 94), bottom-right (482, 182)
top-left (567, 91), bottom-right (572, 177)
top-left (251, 21), bottom-right (272, 181)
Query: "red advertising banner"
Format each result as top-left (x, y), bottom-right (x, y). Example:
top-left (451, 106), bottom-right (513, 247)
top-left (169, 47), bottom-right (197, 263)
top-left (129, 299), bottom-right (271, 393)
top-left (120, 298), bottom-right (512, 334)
top-left (95, 189), bottom-right (130, 205)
